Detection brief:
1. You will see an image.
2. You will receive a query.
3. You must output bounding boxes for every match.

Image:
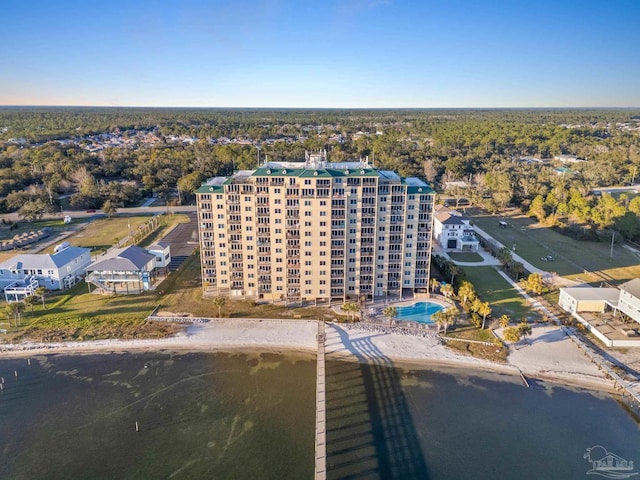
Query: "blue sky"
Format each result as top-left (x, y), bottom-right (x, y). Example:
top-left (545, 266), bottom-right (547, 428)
top-left (1, 0), bottom-right (640, 107)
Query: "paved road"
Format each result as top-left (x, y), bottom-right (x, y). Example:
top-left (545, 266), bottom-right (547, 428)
top-left (0, 205), bottom-right (197, 222)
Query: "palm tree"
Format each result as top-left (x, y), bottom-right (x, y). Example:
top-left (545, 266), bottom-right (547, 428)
top-left (429, 278), bottom-right (440, 293)
top-left (477, 301), bottom-right (492, 329)
top-left (23, 295), bottom-right (35, 312)
top-left (499, 314), bottom-right (511, 329)
top-left (449, 264), bottom-right (460, 285)
top-left (518, 320), bottom-right (532, 345)
top-left (440, 283), bottom-right (454, 299)
top-left (342, 302), bottom-right (358, 322)
top-left (503, 326), bottom-right (522, 343)
top-left (35, 287), bottom-right (47, 309)
top-left (6, 302), bottom-right (25, 327)
top-left (433, 310), bottom-right (448, 334)
top-left (212, 296), bottom-right (226, 318)
top-left (434, 307), bottom-right (457, 335)
top-left (382, 306), bottom-right (397, 318)
top-left (457, 281), bottom-right (476, 306)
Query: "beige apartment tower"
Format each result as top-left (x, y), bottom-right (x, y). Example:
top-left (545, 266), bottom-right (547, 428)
top-left (196, 152), bottom-right (435, 303)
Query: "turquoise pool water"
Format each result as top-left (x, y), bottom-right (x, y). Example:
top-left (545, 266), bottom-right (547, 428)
top-left (395, 301), bottom-right (444, 324)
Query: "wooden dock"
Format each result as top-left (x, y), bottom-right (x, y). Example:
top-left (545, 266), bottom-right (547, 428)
top-left (315, 321), bottom-right (327, 480)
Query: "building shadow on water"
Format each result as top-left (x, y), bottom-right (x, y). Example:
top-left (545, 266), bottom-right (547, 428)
top-left (325, 325), bottom-right (430, 480)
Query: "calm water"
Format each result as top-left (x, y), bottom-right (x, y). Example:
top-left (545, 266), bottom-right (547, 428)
top-left (395, 301), bottom-right (444, 323)
top-left (1, 351), bottom-right (639, 480)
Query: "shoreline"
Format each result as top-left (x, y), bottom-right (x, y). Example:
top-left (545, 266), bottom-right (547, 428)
top-left (0, 319), bottom-right (617, 395)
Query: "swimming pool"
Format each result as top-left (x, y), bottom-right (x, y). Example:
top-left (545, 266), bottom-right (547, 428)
top-left (395, 301), bottom-right (444, 324)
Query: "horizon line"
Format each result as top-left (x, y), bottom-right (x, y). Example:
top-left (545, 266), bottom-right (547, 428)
top-left (2, 105), bottom-right (640, 110)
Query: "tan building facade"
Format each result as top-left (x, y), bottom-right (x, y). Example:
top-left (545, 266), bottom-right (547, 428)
top-left (196, 154), bottom-right (435, 303)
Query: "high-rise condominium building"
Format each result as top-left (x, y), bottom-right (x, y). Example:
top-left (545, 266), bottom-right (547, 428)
top-left (195, 152), bottom-right (434, 303)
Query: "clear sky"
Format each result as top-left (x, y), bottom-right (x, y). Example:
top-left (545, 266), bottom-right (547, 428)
top-left (2, 0), bottom-right (640, 108)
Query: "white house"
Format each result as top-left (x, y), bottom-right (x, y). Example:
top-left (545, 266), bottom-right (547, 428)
top-left (558, 287), bottom-right (620, 314)
top-left (86, 245), bottom-right (159, 293)
top-left (618, 278), bottom-right (640, 324)
top-left (147, 242), bottom-right (171, 269)
top-left (0, 246), bottom-right (92, 301)
top-left (433, 206), bottom-right (480, 251)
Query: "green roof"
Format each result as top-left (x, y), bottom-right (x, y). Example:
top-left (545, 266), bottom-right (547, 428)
top-left (407, 185), bottom-right (435, 194)
top-left (196, 184), bottom-right (224, 194)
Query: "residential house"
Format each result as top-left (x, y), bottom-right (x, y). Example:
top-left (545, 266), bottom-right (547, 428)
top-left (0, 246), bottom-right (91, 301)
top-left (558, 287), bottom-right (620, 314)
top-left (148, 242), bottom-right (171, 269)
top-left (85, 245), bottom-right (159, 294)
top-left (618, 278), bottom-right (640, 323)
top-left (433, 206), bottom-right (479, 252)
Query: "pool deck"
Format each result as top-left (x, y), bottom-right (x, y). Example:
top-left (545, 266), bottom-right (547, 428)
top-left (333, 295), bottom-right (453, 325)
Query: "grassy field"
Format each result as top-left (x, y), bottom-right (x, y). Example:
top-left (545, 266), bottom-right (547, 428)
top-left (56, 216), bottom-right (153, 252)
top-left (469, 208), bottom-right (640, 284)
top-left (461, 266), bottom-right (537, 321)
top-left (449, 252), bottom-right (484, 262)
top-left (444, 326), bottom-right (508, 362)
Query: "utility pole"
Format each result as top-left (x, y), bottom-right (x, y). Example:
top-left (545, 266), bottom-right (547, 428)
top-left (610, 231), bottom-right (615, 258)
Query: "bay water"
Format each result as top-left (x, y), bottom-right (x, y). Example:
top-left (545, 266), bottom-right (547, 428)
top-left (0, 351), bottom-right (638, 479)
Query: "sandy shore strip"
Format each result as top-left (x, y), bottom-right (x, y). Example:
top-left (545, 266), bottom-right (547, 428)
top-left (0, 319), bottom-right (615, 392)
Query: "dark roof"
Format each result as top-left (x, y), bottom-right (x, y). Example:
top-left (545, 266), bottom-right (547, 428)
top-left (620, 278), bottom-right (640, 299)
top-left (435, 212), bottom-right (466, 225)
top-left (88, 246), bottom-right (156, 272)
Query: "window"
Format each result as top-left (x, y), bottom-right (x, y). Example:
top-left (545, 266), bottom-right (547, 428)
top-left (320, 212), bottom-right (327, 216)
top-left (217, 214), bottom-right (224, 219)
top-left (305, 289), bottom-right (312, 295)
top-left (319, 261), bottom-right (326, 266)
top-left (305, 261), bottom-right (312, 266)
top-left (305, 200), bottom-right (311, 206)
top-left (320, 221), bottom-right (326, 226)
top-left (305, 221), bottom-right (312, 227)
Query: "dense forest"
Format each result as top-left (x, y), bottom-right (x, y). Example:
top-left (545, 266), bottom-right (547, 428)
top-left (2, 107), bottom-right (640, 242)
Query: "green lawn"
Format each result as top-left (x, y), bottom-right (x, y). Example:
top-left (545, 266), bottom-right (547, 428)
top-left (449, 252), bottom-right (484, 262)
top-left (462, 266), bottom-right (536, 321)
top-left (46, 216), bottom-right (154, 253)
top-left (469, 208), bottom-right (640, 284)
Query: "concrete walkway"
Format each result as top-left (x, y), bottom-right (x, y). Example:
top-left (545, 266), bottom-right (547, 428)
top-left (432, 244), bottom-right (500, 267)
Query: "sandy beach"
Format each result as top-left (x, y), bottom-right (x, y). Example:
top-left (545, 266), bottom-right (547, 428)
top-left (0, 318), bottom-right (615, 392)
